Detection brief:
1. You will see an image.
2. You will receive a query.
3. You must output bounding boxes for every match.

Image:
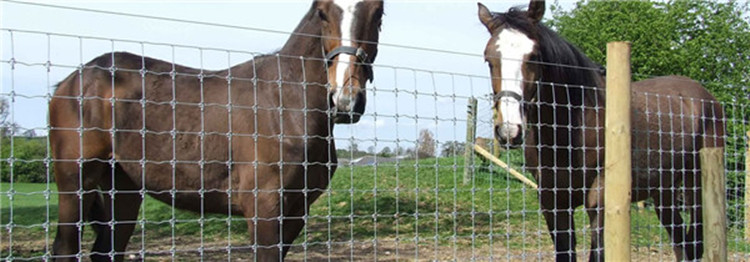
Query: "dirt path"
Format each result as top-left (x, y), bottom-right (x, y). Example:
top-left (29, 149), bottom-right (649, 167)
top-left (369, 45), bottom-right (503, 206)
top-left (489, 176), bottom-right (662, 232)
top-left (4, 231), bottom-right (748, 261)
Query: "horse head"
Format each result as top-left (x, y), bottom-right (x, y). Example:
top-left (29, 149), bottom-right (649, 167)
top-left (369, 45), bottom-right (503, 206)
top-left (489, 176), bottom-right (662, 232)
top-left (478, 0), bottom-right (545, 147)
top-left (316, 0), bottom-right (383, 124)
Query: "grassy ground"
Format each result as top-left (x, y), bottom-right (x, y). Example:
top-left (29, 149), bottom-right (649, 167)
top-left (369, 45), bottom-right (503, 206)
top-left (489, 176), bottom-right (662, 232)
top-left (1, 156), bottom-right (748, 260)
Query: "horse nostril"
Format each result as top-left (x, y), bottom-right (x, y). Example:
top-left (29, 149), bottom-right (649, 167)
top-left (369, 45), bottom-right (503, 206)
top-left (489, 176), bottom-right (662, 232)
top-left (494, 125), bottom-right (503, 140)
top-left (337, 96), bottom-right (353, 111)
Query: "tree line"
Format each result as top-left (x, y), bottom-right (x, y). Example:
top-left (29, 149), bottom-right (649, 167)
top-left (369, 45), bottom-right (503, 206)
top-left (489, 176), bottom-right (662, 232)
top-left (336, 129), bottom-right (466, 159)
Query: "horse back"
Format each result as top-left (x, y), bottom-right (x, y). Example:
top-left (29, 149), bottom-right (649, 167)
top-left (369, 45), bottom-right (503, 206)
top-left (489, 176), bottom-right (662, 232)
top-left (630, 75), bottom-right (725, 188)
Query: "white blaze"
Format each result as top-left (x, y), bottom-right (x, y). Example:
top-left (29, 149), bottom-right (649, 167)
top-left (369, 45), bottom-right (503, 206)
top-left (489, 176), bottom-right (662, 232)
top-left (332, 0), bottom-right (363, 111)
top-left (495, 28), bottom-right (535, 139)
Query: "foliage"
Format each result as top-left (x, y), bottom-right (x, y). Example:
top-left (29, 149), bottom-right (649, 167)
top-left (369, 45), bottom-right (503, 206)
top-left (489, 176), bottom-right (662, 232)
top-left (440, 141), bottom-right (465, 157)
top-left (1, 137), bottom-right (49, 183)
top-left (1, 97), bottom-right (48, 183)
top-left (549, 0), bottom-right (750, 225)
top-left (548, 0), bottom-right (750, 128)
top-left (1, 99), bottom-right (19, 137)
top-left (378, 146), bottom-right (392, 157)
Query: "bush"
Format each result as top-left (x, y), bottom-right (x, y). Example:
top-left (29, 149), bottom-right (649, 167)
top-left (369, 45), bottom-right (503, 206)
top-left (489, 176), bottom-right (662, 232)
top-left (1, 137), bottom-right (50, 183)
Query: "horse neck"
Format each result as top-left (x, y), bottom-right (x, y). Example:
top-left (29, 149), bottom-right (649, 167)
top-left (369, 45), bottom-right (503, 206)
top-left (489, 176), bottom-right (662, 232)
top-left (266, 10), bottom-right (333, 135)
top-left (533, 24), bottom-right (606, 107)
top-left (279, 8), bottom-right (325, 72)
top-left (274, 9), bottom-right (329, 103)
top-left (537, 51), bottom-right (605, 108)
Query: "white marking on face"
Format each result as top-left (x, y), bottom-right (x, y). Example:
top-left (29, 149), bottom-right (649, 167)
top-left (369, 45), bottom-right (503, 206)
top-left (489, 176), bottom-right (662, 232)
top-left (494, 28), bottom-right (535, 137)
top-left (332, 0), bottom-right (363, 110)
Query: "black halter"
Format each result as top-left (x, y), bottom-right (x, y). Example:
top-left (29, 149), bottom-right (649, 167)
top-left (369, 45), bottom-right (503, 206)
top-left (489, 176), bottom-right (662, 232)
top-left (325, 46), bottom-right (367, 64)
top-left (494, 90), bottom-right (524, 102)
top-left (325, 46), bottom-right (374, 82)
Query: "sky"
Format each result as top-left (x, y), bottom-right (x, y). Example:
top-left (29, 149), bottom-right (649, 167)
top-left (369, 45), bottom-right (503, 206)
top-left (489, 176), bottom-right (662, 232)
top-left (0, 0), bottom-right (572, 153)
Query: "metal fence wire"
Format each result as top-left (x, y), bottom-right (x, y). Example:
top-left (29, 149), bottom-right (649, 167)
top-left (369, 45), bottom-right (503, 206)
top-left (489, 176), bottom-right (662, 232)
top-left (1, 3), bottom-right (749, 262)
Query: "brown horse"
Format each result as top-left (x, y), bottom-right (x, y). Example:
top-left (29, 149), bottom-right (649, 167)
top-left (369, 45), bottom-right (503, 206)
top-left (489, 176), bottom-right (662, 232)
top-left (478, 1), bottom-right (724, 261)
top-left (49, 1), bottom-right (383, 261)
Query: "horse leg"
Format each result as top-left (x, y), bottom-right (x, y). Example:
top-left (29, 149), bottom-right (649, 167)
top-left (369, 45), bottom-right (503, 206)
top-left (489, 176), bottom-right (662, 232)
top-left (90, 164), bottom-right (142, 262)
top-left (89, 181), bottom-right (112, 262)
top-left (244, 189), bottom-right (283, 261)
top-left (585, 209), bottom-right (604, 262)
top-left (585, 175), bottom-right (605, 262)
top-left (279, 192), bottom-right (307, 257)
top-left (52, 161), bottom-right (107, 261)
top-left (280, 186), bottom-right (326, 257)
top-left (652, 187), bottom-right (687, 261)
top-left (683, 170), bottom-right (702, 261)
top-left (540, 190), bottom-right (577, 261)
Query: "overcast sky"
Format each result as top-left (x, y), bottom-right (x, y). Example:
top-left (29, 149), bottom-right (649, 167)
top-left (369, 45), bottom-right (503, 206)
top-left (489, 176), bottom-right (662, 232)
top-left (1, 0), bottom-right (572, 152)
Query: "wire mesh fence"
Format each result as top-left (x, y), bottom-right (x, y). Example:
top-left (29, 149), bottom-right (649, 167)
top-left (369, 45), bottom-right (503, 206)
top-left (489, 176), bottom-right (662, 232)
top-left (1, 2), bottom-right (749, 262)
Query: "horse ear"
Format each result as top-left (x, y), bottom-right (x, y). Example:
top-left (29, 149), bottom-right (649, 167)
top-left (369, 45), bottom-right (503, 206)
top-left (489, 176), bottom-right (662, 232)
top-left (527, 0), bottom-right (545, 24)
top-left (478, 3), bottom-right (494, 31)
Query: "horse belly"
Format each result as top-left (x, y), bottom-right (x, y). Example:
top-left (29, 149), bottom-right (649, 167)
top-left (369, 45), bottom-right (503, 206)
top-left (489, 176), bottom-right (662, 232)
top-left (630, 86), bottom-right (702, 192)
top-left (114, 130), bottom-right (234, 213)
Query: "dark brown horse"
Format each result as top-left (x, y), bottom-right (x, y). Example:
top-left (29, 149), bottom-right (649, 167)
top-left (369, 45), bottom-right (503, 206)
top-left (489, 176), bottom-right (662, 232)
top-left (478, 1), bottom-right (724, 261)
top-left (49, 1), bottom-right (383, 261)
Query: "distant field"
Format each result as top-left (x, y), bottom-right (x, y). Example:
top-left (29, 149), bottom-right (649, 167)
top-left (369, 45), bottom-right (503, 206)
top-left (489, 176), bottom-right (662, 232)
top-left (1, 156), bottom-right (748, 260)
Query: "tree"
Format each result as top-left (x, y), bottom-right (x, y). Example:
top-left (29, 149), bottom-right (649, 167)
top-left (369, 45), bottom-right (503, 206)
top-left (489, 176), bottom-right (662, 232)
top-left (348, 141), bottom-right (360, 155)
top-left (549, 0), bottom-right (750, 106)
top-left (404, 147), bottom-right (415, 158)
top-left (550, 1), bottom-right (749, 93)
top-left (549, 0), bottom-right (750, 225)
top-left (22, 129), bottom-right (36, 138)
top-left (440, 141), bottom-right (465, 157)
top-left (416, 129), bottom-right (435, 158)
top-left (378, 147), bottom-right (392, 157)
top-left (393, 145), bottom-right (405, 156)
top-left (0, 98), bottom-right (19, 137)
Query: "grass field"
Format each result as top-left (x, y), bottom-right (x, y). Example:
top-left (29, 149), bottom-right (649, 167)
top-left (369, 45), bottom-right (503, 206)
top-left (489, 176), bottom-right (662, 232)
top-left (1, 156), bottom-right (748, 260)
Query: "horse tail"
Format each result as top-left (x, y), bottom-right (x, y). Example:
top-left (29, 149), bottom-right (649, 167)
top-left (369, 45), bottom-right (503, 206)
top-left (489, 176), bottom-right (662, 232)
top-left (699, 95), bottom-right (726, 149)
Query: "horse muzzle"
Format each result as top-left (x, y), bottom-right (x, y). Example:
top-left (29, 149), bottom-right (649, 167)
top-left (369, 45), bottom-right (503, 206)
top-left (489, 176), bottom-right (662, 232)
top-left (331, 88), bottom-right (365, 124)
top-left (495, 123), bottom-right (524, 148)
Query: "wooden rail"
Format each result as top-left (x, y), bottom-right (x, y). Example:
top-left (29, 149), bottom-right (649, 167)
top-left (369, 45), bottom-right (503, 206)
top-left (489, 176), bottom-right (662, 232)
top-left (472, 144), bottom-right (537, 189)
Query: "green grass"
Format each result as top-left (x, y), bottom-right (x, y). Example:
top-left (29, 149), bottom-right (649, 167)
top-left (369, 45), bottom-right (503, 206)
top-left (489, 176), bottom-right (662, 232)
top-left (1, 155), bottom-right (748, 258)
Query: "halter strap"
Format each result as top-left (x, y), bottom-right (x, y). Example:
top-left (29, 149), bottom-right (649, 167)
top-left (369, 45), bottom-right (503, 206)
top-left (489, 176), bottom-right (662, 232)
top-left (325, 46), bottom-right (368, 65)
top-left (494, 90), bottom-right (524, 102)
top-left (324, 46), bottom-right (373, 82)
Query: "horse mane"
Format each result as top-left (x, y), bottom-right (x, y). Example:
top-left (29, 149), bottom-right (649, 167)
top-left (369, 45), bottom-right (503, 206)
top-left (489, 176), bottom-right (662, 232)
top-left (501, 7), bottom-right (605, 107)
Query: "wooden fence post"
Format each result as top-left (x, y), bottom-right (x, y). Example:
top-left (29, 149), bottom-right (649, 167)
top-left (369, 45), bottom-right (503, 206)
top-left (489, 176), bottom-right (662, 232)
top-left (745, 131), bottom-right (750, 243)
top-left (701, 147), bottom-right (727, 262)
top-left (604, 41), bottom-right (632, 261)
top-left (463, 97), bottom-right (477, 185)
top-left (492, 107), bottom-right (502, 157)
